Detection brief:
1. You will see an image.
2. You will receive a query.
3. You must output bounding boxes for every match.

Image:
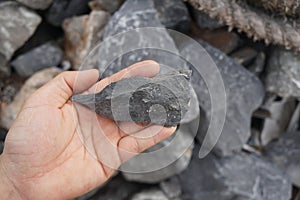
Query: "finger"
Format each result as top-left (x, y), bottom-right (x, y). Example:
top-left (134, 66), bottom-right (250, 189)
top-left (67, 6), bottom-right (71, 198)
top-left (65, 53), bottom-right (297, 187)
top-left (118, 126), bottom-right (177, 163)
top-left (28, 69), bottom-right (99, 107)
top-left (86, 60), bottom-right (160, 94)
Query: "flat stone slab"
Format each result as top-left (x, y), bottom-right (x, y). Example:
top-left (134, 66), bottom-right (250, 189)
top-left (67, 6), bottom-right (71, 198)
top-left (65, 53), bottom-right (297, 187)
top-left (72, 71), bottom-right (191, 126)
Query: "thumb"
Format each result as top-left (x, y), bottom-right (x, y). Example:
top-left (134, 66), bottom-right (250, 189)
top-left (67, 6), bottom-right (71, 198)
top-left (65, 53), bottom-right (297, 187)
top-left (28, 69), bottom-right (99, 108)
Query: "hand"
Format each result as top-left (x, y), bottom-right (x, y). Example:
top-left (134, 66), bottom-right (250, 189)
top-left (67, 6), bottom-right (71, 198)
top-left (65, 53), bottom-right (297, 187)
top-left (0, 61), bottom-right (176, 200)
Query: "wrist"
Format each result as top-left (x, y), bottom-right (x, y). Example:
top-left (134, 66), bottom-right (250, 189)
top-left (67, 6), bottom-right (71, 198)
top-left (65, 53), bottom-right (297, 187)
top-left (0, 156), bottom-right (22, 200)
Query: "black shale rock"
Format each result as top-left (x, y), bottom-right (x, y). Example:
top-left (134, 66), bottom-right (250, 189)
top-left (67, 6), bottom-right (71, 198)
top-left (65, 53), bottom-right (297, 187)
top-left (72, 71), bottom-right (191, 126)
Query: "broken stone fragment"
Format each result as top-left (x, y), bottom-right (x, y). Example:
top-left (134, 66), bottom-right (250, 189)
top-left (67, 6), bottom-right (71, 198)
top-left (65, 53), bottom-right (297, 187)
top-left (63, 10), bottom-right (110, 70)
top-left (16, 0), bottom-right (53, 10)
top-left (72, 71), bottom-right (191, 126)
top-left (11, 41), bottom-right (63, 77)
top-left (0, 1), bottom-right (41, 72)
top-left (265, 47), bottom-right (300, 98)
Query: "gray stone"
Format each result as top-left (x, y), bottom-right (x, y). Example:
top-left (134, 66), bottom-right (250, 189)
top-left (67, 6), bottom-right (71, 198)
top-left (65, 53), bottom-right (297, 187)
top-left (247, 51), bottom-right (265, 76)
top-left (0, 1), bottom-right (41, 71)
top-left (72, 71), bottom-right (191, 126)
top-left (16, 0), bottom-right (52, 9)
top-left (153, 0), bottom-right (191, 33)
top-left (179, 146), bottom-right (292, 200)
top-left (193, 9), bottom-right (223, 30)
top-left (180, 40), bottom-right (265, 156)
top-left (100, 0), bottom-right (183, 77)
top-left (265, 47), bottom-right (300, 98)
top-left (11, 41), bottom-right (63, 77)
top-left (264, 131), bottom-right (300, 187)
top-left (0, 68), bottom-right (62, 129)
top-left (260, 97), bottom-right (296, 145)
top-left (160, 176), bottom-right (181, 199)
top-left (63, 10), bottom-right (110, 70)
top-left (231, 47), bottom-right (258, 66)
top-left (88, 174), bottom-right (148, 200)
top-left (121, 118), bottom-right (197, 183)
top-left (88, 0), bottom-right (123, 13)
top-left (45, 0), bottom-right (90, 27)
top-left (131, 189), bottom-right (169, 200)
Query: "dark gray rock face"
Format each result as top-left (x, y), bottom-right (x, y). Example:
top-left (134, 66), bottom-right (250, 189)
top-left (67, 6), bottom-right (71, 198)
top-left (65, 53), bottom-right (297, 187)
top-left (100, 0), bottom-right (182, 77)
top-left (159, 176), bottom-right (182, 199)
top-left (16, 0), bottom-right (52, 9)
top-left (72, 71), bottom-right (191, 126)
top-left (264, 131), bottom-right (300, 187)
top-left (153, 0), bottom-right (191, 33)
top-left (180, 40), bottom-right (265, 156)
top-left (121, 117), bottom-right (197, 183)
top-left (192, 9), bottom-right (223, 30)
top-left (45, 0), bottom-right (90, 27)
top-left (179, 146), bottom-right (292, 200)
top-left (0, 1), bottom-right (41, 72)
top-left (265, 47), bottom-right (300, 98)
top-left (11, 41), bottom-right (63, 77)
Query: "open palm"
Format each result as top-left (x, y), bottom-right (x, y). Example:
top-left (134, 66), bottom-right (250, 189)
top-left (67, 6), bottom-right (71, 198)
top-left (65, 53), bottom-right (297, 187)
top-left (0, 61), bottom-right (176, 200)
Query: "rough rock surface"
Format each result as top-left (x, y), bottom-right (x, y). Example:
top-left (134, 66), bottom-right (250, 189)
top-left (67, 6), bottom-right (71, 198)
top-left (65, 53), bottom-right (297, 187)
top-left (0, 1), bottom-right (41, 72)
top-left (11, 41), bottom-right (63, 77)
top-left (159, 176), bottom-right (182, 199)
top-left (45, 0), bottom-right (90, 27)
top-left (0, 68), bottom-right (62, 129)
top-left (16, 0), bottom-right (53, 9)
top-left (179, 145), bottom-right (292, 200)
top-left (88, 0), bottom-right (123, 13)
top-left (63, 10), bottom-right (110, 70)
top-left (72, 71), bottom-right (191, 126)
top-left (153, 0), bottom-right (191, 33)
top-left (192, 9), bottom-right (223, 30)
top-left (99, 0), bottom-right (182, 77)
top-left (265, 47), bottom-right (300, 98)
top-left (264, 131), bottom-right (300, 187)
top-left (180, 40), bottom-right (265, 156)
top-left (121, 118), bottom-right (196, 183)
top-left (131, 189), bottom-right (169, 200)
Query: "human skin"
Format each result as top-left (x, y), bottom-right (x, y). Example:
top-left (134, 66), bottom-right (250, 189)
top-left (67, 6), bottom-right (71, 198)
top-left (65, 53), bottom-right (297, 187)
top-left (0, 61), bottom-right (176, 200)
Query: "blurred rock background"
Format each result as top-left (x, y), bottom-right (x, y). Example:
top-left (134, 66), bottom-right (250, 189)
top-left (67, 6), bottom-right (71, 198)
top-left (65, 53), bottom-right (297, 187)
top-left (0, 0), bottom-right (299, 199)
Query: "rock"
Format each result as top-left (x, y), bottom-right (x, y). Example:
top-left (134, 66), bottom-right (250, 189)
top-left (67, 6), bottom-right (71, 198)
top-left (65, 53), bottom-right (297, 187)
top-left (159, 176), bottom-right (181, 199)
top-left (0, 68), bottom-right (62, 129)
top-left (99, 0), bottom-right (186, 78)
top-left (88, 0), bottom-right (123, 13)
top-left (63, 10), bottom-right (110, 70)
top-left (247, 51), bottom-right (265, 76)
top-left (179, 145), bottom-right (292, 200)
top-left (16, 0), bottom-right (52, 9)
top-left (75, 186), bottom-right (101, 200)
top-left (11, 41), bottom-right (63, 77)
top-left (180, 40), bottom-right (265, 156)
top-left (0, 1), bottom-right (41, 71)
top-left (89, 174), bottom-right (148, 200)
top-left (287, 103), bottom-right (300, 132)
top-left (0, 75), bottom-right (23, 106)
top-left (121, 118), bottom-right (196, 183)
top-left (153, 0), bottom-right (191, 33)
top-left (72, 71), bottom-right (191, 126)
top-left (264, 131), bottom-right (300, 187)
top-left (265, 47), bottom-right (300, 98)
top-left (45, 0), bottom-right (90, 27)
top-left (260, 97), bottom-right (296, 145)
top-left (190, 24), bottom-right (240, 54)
top-left (131, 189), bottom-right (169, 200)
top-left (192, 9), bottom-right (223, 30)
top-left (231, 47), bottom-right (258, 66)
